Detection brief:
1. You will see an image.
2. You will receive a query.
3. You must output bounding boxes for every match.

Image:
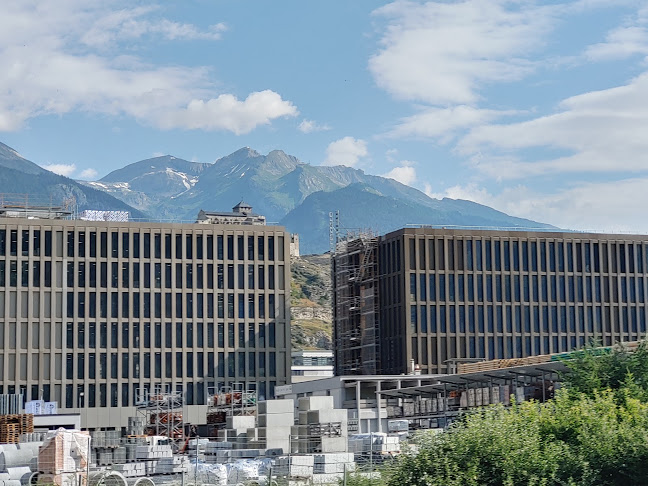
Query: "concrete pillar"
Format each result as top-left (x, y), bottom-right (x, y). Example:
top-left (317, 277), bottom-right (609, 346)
top-left (375, 380), bottom-right (382, 433)
top-left (356, 381), bottom-right (362, 433)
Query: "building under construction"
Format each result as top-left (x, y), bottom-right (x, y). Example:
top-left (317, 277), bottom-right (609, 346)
top-left (332, 234), bottom-right (380, 375)
top-left (333, 226), bottom-right (648, 376)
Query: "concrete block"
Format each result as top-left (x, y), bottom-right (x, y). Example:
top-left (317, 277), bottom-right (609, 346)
top-left (226, 415), bottom-right (256, 429)
top-left (288, 455), bottom-right (315, 466)
top-left (314, 453), bottom-right (354, 463)
top-left (258, 399), bottom-right (295, 414)
top-left (258, 426), bottom-right (292, 440)
top-left (319, 437), bottom-right (348, 453)
top-left (258, 413), bottom-right (294, 427)
top-left (265, 439), bottom-right (290, 452)
top-left (314, 463), bottom-right (355, 474)
top-left (298, 396), bottom-right (334, 412)
top-left (307, 409), bottom-right (347, 425)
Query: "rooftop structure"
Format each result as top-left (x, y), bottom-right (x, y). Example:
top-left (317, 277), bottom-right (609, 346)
top-left (197, 201), bottom-right (266, 226)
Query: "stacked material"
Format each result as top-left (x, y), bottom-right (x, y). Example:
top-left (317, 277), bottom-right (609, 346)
top-left (256, 400), bottom-right (294, 453)
top-left (216, 415), bottom-right (255, 448)
top-left (274, 455), bottom-right (313, 477)
top-left (148, 456), bottom-right (190, 475)
top-left (203, 442), bottom-right (233, 464)
top-left (79, 210), bottom-right (130, 222)
top-left (225, 459), bottom-right (272, 484)
top-left (109, 462), bottom-right (147, 478)
top-left (348, 433), bottom-right (400, 458)
top-left (313, 453), bottom-right (356, 474)
top-left (0, 443), bottom-right (41, 471)
top-left (134, 445), bottom-right (172, 460)
top-left (38, 429), bottom-right (90, 475)
top-left (0, 415), bottom-right (34, 444)
top-left (126, 418), bottom-right (145, 436)
top-left (194, 463), bottom-right (228, 486)
top-left (296, 397), bottom-right (348, 454)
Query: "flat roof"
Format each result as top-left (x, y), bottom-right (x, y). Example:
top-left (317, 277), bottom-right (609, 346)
top-left (380, 360), bottom-right (568, 398)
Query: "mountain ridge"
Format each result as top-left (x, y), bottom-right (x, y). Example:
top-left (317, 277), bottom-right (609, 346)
top-left (0, 141), bottom-right (554, 253)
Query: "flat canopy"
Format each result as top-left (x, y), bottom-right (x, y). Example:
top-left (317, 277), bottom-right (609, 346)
top-left (379, 360), bottom-right (569, 398)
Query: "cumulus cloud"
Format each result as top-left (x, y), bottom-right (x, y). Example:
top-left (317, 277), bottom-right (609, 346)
top-left (459, 71), bottom-right (648, 178)
top-left (322, 137), bottom-right (368, 167)
top-left (158, 91), bottom-right (298, 134)
top-left (0, 2), bottom-right (296, 134)
top-left (381, 161), bottom-right (417, 186)
top-left (298, 119), bottom-right (331, 133)
top-left (43, 163), bottom-right (77, 177)
top-left (430, 179), bottom-right (648, 234)
top-left (78, 168), bottom-right (99, 180)
top-left (370, 0), bottom-right (557, 105)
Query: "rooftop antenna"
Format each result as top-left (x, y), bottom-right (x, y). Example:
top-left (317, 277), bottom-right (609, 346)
top-left (329, 210), bottom-right (340, 253)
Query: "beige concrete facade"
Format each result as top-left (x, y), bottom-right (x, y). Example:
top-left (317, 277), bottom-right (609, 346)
top-left (334, 227), bottom-right (648, 376)
top-left (0, 218), bottom-right (291, 430)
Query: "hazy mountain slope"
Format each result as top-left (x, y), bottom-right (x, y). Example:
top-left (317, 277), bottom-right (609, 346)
top-left (280, 183), bottom-right (553, 254)
top-left (0, 142), bottom-right (146, 217)
top-left (0, 142), bottom-right (49, 175)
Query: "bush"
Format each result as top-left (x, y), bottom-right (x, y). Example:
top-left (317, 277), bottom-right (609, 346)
top-left (385, 339), bottom-right (648, 486)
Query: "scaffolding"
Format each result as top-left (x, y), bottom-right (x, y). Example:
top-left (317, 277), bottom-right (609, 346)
top-left (136, 385), bottom-right (185, 447)
top-left (0, 193), bottom-right (72, 219)
top-left (332, 233), bottom-right (380, 375)
top-left (206, 383), bottom-right (257, 431)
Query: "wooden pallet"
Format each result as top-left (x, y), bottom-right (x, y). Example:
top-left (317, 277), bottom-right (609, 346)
top-left (0, 423), bottom-right (20, 444)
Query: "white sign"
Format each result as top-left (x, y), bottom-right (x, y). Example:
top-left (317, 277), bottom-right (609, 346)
top-left (25, 400), bottom-right (45, 415)
top-left (274, 384), bottom-right (292, 396)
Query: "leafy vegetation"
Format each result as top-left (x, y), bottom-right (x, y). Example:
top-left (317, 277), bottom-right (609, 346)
top-left (353, 340), bottom-right (648, 486)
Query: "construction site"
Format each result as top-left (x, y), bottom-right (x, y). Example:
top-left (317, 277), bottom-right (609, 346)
top-left (0, 387), bottom-right (404, 486)
top-left (331, 233), bottom-right (380, 376)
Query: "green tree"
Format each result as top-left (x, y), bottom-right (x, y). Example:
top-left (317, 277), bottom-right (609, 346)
top-left (562, 340), bottom-right (648, 401)
top-left (384, 338), bottom-right (648, 486)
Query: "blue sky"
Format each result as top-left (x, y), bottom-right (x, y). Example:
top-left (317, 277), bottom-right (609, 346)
top-left (1, 0), bottom-right (648, 232)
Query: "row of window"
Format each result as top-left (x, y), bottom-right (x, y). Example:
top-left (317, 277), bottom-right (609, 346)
top-left (408, 273), bottom-right (648, 304)
top-left (0, 321), bottom-right (278, 350)
top-left (409, 303), bottom-right (648, 335)
top-left (63, 292), bottom-right (279, 320)
top-left (3, 380), bottom-right (277, 408)
top-left (381, 236), bottom-right (648, 275)
top-left (0, 260), bottom-right (285, 291)
top-left (0, 230), bottom-right (285, 261)
top-left (1, 352), bottom-right (280, 391)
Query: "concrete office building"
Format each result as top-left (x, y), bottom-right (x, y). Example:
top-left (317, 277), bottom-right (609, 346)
top-left (0, 205), bottom-right (291, 429)
top-left (334, 227), bottom-right (648, 375)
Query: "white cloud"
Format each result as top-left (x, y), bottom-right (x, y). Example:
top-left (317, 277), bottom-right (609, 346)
top-left (459, 71), bottom-right (648, 178)
top-left (158, 91), bottom-right (298, 135)
top-left (43, 163), bottom-right (77, 177)
top-left (298, 119), bottom-right (331, 133)
top-left (370, 0), bottom-right (558, 105)
top-left (585, 6), bottom-right (648, 60)
top-left (0, 2), bottom-right (296, 134)
top-left (381, 161), bottom-right (417, 186)
top-left (429, 179), bottom-right (648, 234)
top-left (386, 105), bottom-right (519, 141)
top-left (78, 168), bottom-right (99, 180)
top-left (322, 137), bottom-right (368, 167)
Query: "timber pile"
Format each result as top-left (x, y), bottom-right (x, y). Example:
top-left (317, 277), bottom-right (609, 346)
top-left (0, 414), bottom-right (34, 443)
